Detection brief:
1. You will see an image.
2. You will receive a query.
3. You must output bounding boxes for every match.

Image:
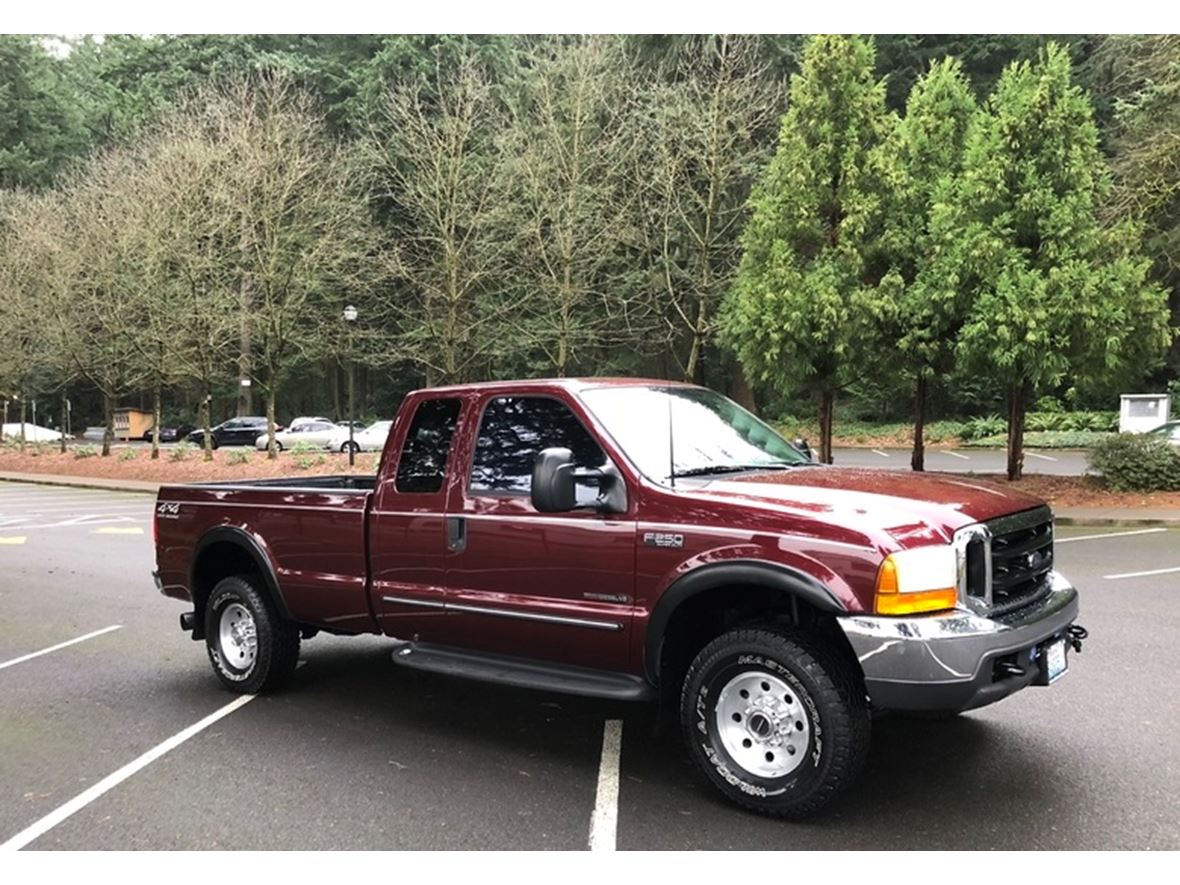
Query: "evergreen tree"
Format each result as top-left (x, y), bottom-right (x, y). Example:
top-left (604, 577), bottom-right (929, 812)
top-left (722, 35), bottom-right (896, 463)
top-left (881, 58), bottom-right (978, 470)
top-left (950, 44), bottom-right (1171, 479)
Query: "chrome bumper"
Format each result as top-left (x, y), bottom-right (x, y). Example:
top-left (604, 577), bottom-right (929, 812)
top-left (837, 571), bottom-right (1080, 712)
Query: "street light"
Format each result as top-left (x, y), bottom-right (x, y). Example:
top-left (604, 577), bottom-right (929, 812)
top-left (343, 305), bottom-right (358, 467)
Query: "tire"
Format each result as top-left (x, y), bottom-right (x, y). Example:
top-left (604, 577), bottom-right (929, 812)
top-left (274, 441), bottom-right (284, 453)
top-left (204, 575), bottom-right (300, 694)
top-left (341, 441), bottom-right (359, 454)
top-left (680, 628), bottom-right (870, 819)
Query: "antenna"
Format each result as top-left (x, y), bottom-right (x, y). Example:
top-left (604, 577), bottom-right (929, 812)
top-left (667, 384), bottom-right (676, 489)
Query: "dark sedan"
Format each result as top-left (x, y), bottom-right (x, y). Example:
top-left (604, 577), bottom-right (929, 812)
top-left (187, 417), bottom-right (281, 449)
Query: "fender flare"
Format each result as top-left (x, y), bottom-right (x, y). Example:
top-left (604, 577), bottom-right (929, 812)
top-left (644, 560), bottom-right (847, 684)
top-left (189, 526), bottom-right (293, 623)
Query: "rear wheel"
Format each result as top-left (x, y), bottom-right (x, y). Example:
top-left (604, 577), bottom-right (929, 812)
top-left (680, 628), bottom-right (870, 818)
top-left (204, 575), bottom-right (300, 693)
top-left (341, 441), bottom-right (360, 454)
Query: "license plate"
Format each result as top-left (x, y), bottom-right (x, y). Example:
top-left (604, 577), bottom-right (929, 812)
top-left (1045, 638), bottom-right (1068, 683)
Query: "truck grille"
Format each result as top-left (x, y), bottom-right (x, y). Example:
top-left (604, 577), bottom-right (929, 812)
top-left (961, 506), bottom-right (1054, 616)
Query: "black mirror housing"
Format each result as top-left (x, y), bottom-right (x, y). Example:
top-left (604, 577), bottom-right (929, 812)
top-left (532, 447), bottom-right (578, 512)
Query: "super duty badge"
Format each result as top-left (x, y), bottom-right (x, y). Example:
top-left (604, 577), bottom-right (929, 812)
top-left (643, 531), bottom-right (684, 549)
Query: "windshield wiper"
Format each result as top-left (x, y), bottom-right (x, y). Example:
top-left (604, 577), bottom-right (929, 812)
top-left (672, 463), bottom-right (798, 478)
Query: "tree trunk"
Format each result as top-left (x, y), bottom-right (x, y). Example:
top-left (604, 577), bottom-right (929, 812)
top-left (730, 361), bottom-right (757, 415)
top-left (19, 396), bottom-right (27, 453)
top-left (1006, 381), bottom-right (1029, 481)
top-left (911, 373), bottom-right (927, 472)
top-left (202, 394), bottom-right (214, 462)
top-left (102, 394), bottom-right (114, 457)
top-left (59, 392), bottom-right (68, 454)
top-left (266, 387), bottom-right (277, 461)
top-left (819, 389), bottom-right (835, 465)
top-left (151, 385), bottom-right (162, 461)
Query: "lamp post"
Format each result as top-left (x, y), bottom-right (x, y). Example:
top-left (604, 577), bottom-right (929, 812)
top-left (343, 305), bottom-right (358, 467)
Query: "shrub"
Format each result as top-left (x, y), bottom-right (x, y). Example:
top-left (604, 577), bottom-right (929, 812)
top-left (959, 415), bottom-right (1005, 441)
top-left (118, 448), bottom-right (139, 462)
top-left (73, 445), bottom-right (99, 459)
top-left (1089, 434), bottom-right (1180, 491)
top-left (289, 440), bottom-right (321, 455)
top-left (925, 420), bottom-right (966, 443)
top-left (225, 449), bottom-right (251, 466)
top-left (170, 441), bottom-right (194, 462)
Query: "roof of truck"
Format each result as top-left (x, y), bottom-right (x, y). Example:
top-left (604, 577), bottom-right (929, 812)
top-left (407, 377), bottom-right (700, 397)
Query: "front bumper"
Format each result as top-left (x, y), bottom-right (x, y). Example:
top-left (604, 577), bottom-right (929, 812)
top-left (837, 571), bottom-right (1080, 712)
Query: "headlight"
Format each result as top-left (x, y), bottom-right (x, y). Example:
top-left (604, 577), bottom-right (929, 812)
top-left (874, 545), bottom-right (958, 616)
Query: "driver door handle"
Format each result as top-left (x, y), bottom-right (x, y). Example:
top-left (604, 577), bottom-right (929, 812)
top-left (446, 516), bottom-right (467, 553)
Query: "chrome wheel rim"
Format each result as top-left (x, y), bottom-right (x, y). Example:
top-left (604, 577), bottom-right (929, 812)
top-left (218, 603), bottom-right (257, 672)
top-left (715, 670), bottom-right (811, 778)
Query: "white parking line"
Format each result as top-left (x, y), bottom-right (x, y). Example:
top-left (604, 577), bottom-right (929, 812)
top-left (0, 625), bottom-right (122, 672)
top-left (1104, 566), bottom-right (1180, 580)
top-left (588, 719), bottom-right (622, 852)
top-left (0, 693), bottom-right (257, 851)
top-left (1057, 528), bottom-right (1168, 544)
top-left (943, 450), bottom-right (970, 460)
top-left (0, 517), bottom-right (143, 531)
top-left (871, 449), bottom-right (890, 458)
top-left (1026, 451), bottom-right (1058, 462)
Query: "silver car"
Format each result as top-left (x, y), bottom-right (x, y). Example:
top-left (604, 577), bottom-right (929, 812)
top-left (324, 420), bottom-right (393, 454)
top-left (1147, 421), bottom-right (1180, 445)
top-left (254, 420), bottom-right (341, 452)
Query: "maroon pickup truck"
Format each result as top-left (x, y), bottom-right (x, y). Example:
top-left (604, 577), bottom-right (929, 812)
top-left (153, 378), bottom-right (1085, 817)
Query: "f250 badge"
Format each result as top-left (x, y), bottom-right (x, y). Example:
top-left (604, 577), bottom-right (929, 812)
top-left (156, 501), bottom-right (181, 519)
top-left (643, 531), bottom-right (684, 549)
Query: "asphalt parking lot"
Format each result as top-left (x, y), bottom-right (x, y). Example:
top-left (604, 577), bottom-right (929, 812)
top-left (1, 481), bottom-right (1178, 850)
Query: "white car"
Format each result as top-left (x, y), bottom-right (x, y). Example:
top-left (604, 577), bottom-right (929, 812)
top-left (1, 423), bottom-right (64, 442)
top-left (325, 420), bottom-right (393, 454)
top-left (254, 420), bottom-right (341, 452)
top-left (288, 416), bottom-right (333, 431)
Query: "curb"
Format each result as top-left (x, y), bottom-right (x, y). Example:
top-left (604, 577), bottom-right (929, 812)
top-left (1054, 516), bottom-right (1180, 527)
top-left (0, 474), bottom-right (160, 495)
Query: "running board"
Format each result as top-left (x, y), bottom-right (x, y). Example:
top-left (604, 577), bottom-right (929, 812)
top-left (389, 640), bottom-right (655, 702)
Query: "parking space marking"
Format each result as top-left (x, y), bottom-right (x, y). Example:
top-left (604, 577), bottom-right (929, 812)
top-left (943, 450), bottom-right (970, 460)
top-left (0, 516), bottom-right (144, 531)
top-left (1026, 451), bottom-right (1058, 462)
top-left (0, 625), bottom-right (122, 672)
top-left (1103, 565), bottom-right (1180, 581)
top-left (1057, 528), bottom-right (1168, 544)
top-left (871, 449), bottom-right (890, 458)
top-left (588, 719), bottom-right (622, 852)
top-left (0, 536), bottom-right (26, 545)
top-left (0, 693), bottom-right (257, 852)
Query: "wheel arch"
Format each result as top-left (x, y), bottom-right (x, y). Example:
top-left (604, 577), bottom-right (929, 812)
top-left (644, 560), bottom-right (849, 686)
top-left (188, 527), bottom-right (292, 639)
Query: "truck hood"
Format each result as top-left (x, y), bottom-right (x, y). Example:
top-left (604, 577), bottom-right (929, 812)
top-left (684, 466), bottom-right (1047, 545)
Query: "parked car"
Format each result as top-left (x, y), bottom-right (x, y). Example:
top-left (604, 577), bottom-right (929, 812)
top-left (154, 378), bottom-right (1085, 819)
top-left (144, 423), bottom-right (196, 443)
top-left (255, 420), bottom-right (341, 452)
top-left (324, 420), bottom-right (393, 454)
top-left (1147, 420), bottom-right (1180, 445)
top-left (1, 423), bottom-right (64, 442)
top-left (188, 417), bottom-right (280, 449)
top-left (288, 416), bottom-right (333, 432)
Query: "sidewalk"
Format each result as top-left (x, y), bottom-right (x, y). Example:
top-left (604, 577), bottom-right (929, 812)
top-left (0, 471), bottom-right (160, 494)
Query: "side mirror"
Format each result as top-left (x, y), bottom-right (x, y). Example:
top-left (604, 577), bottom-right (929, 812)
top-left (532, 447), bottom-right (578, 512)
top-left (531, 447), bottom-right (628, 514)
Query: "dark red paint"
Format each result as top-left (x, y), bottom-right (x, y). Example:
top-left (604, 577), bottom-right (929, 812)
top-left (154, 378), bottom-right (1048, 679)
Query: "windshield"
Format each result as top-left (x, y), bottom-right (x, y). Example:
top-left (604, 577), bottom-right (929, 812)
top-left (580, 385), bottom-right (809, 484)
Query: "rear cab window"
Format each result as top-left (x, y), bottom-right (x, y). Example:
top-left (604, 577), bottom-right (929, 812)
top-left (395, 398), bottom-right (462, 494)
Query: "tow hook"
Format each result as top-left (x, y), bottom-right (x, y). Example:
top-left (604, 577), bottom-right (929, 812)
top-left (1067, 624), bottom-right (1088, 653)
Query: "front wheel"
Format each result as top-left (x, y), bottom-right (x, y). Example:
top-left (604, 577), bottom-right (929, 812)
top-left (680, 628), bottom-right (870, 819)
top-left (204, 575), bottom-right (300, 693)
top-left (340, 441), bottom-right (359, 454)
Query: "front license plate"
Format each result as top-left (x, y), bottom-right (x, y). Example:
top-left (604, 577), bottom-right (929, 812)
top-left (1045, 638), bottom-right (1068, 683)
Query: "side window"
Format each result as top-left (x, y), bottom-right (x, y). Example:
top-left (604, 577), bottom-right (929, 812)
top-left (470, 396), bottom-right (605, 495)
top-left (395, 399), bottom-right (462, 494)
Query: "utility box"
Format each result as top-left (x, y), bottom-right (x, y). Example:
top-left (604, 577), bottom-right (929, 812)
top-left (113, 408), bottom-right (155, 442)
top-left (1119, 394), bottom-right (1171, 434)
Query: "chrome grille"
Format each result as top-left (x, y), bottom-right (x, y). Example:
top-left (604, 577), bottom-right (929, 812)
top-left (955, 505), bottom-right (1054, 616)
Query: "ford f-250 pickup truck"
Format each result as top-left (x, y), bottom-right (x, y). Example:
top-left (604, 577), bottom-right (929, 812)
top-left (153, 378), bottom-right (1086, 818)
